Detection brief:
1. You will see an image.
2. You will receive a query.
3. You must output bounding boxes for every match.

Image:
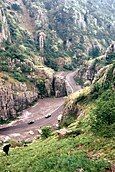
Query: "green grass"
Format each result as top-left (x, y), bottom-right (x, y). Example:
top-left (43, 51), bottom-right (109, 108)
top-left (0, 135), bottom-right (110, 172)
top-left (0, 101), bottom-right (114, 172)
top-left (0, 110), bottom-right (114, 172)
top-left (0, 81), bottom-right (114, 172)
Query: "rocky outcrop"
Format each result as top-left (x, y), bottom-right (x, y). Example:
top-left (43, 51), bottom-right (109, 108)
top-left (53, 73), bottom-right (67, 98)
top-left (0, 7), bottom-right (11, 48)
top-left (105, 42), bottom-right (115, 62)
top-left (75, 43), bottom-right (115, 87)
top-left (106, 42), bottom-right (115, 55)
top-left (0, 75), bottom-right (38, 120)
top-left (60, 62), bottom-right (115, 127)
top-left (57, 128), bottom-right (70, 139)
top-left (55, 56), bottom-right (72, 68)
top-left (0, 69), bottom-right (68, 120)
top-left (86, 60), bottom-right (97, 84)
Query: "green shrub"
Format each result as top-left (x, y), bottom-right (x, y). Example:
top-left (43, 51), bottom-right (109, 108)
top-left (62, 115), bottom-right (75, 127)
top-left (74, 77), bottom-right (84, 86)
top-left (106, 53), bottom-right (115, 64)
top-left (41, 126), bottom-right (52, 139)
top-left (0, 44), bottom-right (27, 61)
top-left (90, 89), bottom-right (115, 137)
top-left (64, 64), bottom-right (73, 70)
top-left (11, 3), bottom-right (21, 11)
top-left (89, 47), bottom-right (100, 58)
top-left (36, 80), bottom-right (47, 96)
top-left (12, 71), bottom-right (26, 82)
top-left (21, 65), bottom-right (33, 73)
top-left (90, 83), bottom-right (101, 99)
top-left (0, 60), bottom-right (9, 72)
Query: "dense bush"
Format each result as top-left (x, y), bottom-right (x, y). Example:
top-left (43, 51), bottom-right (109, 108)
top-left (0, 60), bottom-right (9, 72)
top-left (12, 71), bottom-right (26, 82)
top-left (64, 64), bottom-right (73, 70)
top-left (44, 59), bottom-right (58, 71)
top-left (0, 43), bottom-right (26, 61)
top-left (41, 126), bottom-right (52, 139)
top-left (36, 80), bottom-right (47, 96)
top-left (89, 47), bottom-right (100, 58)
top-left (106, 53), bottom-right (115, 64)
top-left (90, 89), bottom-right (115, 137)
top-left (11, 3), bottom-right (21, 11)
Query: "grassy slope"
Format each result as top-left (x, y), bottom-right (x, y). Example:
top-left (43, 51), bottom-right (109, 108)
top-left (0, 101), bottom-right (114, 172)
top-left (0, 63), bottom-right (114, 172)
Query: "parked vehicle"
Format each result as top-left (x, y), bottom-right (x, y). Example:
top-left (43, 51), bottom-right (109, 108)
top-left (45, 113), bottom-right (51, 118)
top-left (28, 120), bottom-right (34, 125)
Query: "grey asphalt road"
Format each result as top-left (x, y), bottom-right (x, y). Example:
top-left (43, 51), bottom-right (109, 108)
top-left (0, 71), bottom-right (81, 141)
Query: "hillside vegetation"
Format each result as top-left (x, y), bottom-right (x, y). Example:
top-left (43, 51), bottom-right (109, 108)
top-left (0, 61), bottom-right (114, 172)
top-left (0, 0), bottom-right (115, 171)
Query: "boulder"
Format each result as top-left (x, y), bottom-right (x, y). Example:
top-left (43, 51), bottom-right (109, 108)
top-left (54, 74), bottom-right (67, 98)
top-left (57, 128), bottom-right (71, 139)
top-left (28, 130), bottom-right (34, 135)
top-left (0, 77), bottom-right (38, 121)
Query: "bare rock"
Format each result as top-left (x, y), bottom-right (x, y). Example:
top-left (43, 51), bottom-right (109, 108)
top-left (57, 128), bottom-right (71, 139)
top-left (0, 77), bottom-right (38, 121)
top-left (28, 130), bottom-right (34, 135)
top-left (54, 74), bottom-right (67, 98)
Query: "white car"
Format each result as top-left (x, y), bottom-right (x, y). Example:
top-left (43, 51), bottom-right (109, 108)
top-left (45, 113), bottom-right (51, 118)
top-left (57, 114), bottom-right (63, 122)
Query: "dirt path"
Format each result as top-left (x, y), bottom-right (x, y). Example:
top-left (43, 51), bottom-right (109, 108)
top-left (0, 71), bottom-right (82, 142)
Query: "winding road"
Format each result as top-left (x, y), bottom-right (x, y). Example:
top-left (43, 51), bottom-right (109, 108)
top-left (0, 71), bottom-right (81, 142)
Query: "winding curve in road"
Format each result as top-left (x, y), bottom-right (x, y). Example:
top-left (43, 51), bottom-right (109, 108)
top-left (0, 71), bottom-right (81, 141)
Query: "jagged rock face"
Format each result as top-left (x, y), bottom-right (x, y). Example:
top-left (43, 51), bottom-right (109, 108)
top-left (0, 8), bottom-right (11, 48)
top-left (22, 0), bottom-right (115, 55)
top-left (75, 43), bottom-right (115, 86)
top-left (0, 77), bottom-right (38, 120)
top-left (54, 73), bottom-right (67, 98)
top-left (0, 0), bottom-right (115, 69)
top-left (0, 70), bottom-right (68, 120)
top-left (105, 42), bottom-right (115, 62)
top-left (61, 62), bottom-right (115, 127)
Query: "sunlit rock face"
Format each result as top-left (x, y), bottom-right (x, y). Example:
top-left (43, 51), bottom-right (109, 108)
top-left (74, 42), bottom-right (115, 87)
top-left (20, 0), bottom-right (115, 69)
top-left (53, 74), bottom-right (67, 98)
top-left (0, 0), bottom-right (115, 59)
top-left (0, 77), bottom-right (38, 120)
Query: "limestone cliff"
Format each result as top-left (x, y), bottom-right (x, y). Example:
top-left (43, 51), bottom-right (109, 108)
top-left (0, 0), bottom-right (114, 70)
top-left (61, 62), bottom-right (115, 126)
top-left (0, 74), bottom-right (38, 120)
top-left (74, 42), bottom-right (115, 87)
top-left (22, 0), bottom-right (115, 69)
top-left (54, 73), bottom-right (67, 98)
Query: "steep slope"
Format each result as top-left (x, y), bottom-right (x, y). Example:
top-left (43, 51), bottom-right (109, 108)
top-left (0, 0), bottom-right (67, 121)
top-left (16, 0), bottom-right (35, 36)
top-left (0, 0), bottom-right (114, 120)
top-left (22, 0), bottom-right (115, 69)
top-left (0, 64), bottom-right (114, 171)
top-left (61, 47), bottom-right (115, 127)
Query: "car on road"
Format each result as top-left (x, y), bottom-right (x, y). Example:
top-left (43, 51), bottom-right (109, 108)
top-left (27, 120), bottom-right (35, 125)
top-left (57, 114), bottom-right (63, 122)
top-left (45, 113), bottom-right (52, 118)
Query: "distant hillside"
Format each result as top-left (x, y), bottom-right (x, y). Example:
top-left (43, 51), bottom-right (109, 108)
top-left (0, 0), bottom-right (115, 70)
top-left (0, 0), bottom-right (115, 121)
